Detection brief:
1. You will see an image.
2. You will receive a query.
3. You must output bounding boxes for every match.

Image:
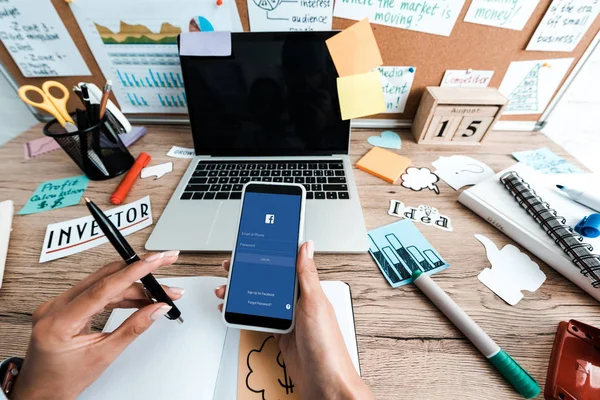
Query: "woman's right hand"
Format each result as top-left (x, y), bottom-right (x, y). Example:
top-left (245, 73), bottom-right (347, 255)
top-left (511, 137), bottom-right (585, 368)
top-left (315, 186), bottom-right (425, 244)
top-left (216, 241), bottom-right (374, 399)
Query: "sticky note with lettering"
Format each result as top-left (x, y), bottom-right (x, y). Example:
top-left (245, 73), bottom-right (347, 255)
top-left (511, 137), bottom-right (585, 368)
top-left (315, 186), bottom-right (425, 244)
top-left (18, 176), bottom-right (90, 215)
top-left (378, 66), bottom-right (416, 113)
top-left (326, 18), bottom-right (382, 77)
top-left (336, 70), bottom-right (386, 120)
top-left (39, 196), bottom-right (153, 263)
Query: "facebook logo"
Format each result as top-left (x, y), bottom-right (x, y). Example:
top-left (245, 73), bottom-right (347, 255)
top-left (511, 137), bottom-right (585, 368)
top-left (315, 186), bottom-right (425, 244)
top-left (265, 214), bottom-right (275, 224)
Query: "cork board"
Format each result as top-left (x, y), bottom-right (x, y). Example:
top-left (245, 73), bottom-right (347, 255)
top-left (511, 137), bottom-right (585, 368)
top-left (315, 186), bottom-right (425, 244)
top-left (1, 0), bottom-right (599, 123)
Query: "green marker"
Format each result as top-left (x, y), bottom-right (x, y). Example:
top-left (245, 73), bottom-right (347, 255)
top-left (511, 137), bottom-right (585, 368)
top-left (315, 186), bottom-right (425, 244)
top-left (411, 270), bottom-right (540, 399)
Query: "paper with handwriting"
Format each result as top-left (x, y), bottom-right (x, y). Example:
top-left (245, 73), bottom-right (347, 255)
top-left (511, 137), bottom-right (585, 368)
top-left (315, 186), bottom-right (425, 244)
top-left (464, 0), bottom-right (540, 30)
top-left (0, 0), bottom-right (90, 77)
top-left (378, 66), bottom-right (416, 113)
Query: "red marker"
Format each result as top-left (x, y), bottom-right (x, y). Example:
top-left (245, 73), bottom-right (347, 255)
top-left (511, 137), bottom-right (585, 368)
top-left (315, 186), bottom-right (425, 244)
top-left (110, 152), bottom-right (151, 205)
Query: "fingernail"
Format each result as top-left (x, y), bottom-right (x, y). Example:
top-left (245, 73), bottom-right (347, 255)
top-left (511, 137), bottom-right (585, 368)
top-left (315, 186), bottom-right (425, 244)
top-left (221, 260), bottom-right (229, 267)
top-left (169, 287), bottom-right (185, 295)
top-left (164, 250), bottom-right (180, 258)
top-left (145, 252), bottom-right (165, 262)
top-left (215, 285), bottom-right (224, 293)
top-left (150, 305), bottom-right (172, 320)
top-left (306, 240), bottom-right (314, 259)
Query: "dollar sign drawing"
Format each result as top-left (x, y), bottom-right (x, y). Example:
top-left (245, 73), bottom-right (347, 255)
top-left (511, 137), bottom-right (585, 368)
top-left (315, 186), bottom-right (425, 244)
top-left (277, 352), bottom-right (294, 395)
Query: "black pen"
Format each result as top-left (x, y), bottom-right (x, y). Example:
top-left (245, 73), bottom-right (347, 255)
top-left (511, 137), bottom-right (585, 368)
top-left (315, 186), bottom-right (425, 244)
top-left (84, 197), bottom-right (183, 323)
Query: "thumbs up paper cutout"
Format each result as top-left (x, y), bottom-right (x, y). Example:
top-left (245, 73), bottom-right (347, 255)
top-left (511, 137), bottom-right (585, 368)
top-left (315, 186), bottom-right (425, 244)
top-left (475, 234), bottom-right (546, 306)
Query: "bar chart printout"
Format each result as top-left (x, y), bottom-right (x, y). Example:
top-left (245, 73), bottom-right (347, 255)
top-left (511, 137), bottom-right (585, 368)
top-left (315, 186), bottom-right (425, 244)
top-left (368, 220), bottom-right (449, 288)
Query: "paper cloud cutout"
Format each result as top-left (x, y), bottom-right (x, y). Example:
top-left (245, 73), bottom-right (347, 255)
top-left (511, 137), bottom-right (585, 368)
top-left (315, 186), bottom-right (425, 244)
top-left (475, 234), bottom-right (546, 306)
top-left (140, 162), bottom-right (173, 180)
top-left (432, 155), bottom-right (495, 190)
top-left (400, 167), bottom-right (440, 195)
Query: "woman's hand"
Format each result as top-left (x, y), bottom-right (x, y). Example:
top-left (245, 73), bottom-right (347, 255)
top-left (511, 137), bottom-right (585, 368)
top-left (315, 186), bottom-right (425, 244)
top-left (11, 251), bottom-right (183, 400)
top-left (215, 242), bottom-right (373, 400)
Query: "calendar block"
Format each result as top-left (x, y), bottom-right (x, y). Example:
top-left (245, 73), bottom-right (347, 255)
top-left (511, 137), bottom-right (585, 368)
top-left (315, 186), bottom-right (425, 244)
top-left (412, 87), bottom-right (508, 145)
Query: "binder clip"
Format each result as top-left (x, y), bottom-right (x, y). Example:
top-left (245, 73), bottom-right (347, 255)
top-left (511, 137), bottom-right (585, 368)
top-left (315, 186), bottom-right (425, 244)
top-left (574, 213), bottom-right (600, 238)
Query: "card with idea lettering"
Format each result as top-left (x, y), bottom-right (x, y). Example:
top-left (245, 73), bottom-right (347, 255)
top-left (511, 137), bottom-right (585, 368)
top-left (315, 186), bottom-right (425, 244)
top-left (18, 176), bottom-right (89, 215)
top-left (388, 200), bottom-right (453, 232)
top-left (368, 219), bottom-right (449, 288)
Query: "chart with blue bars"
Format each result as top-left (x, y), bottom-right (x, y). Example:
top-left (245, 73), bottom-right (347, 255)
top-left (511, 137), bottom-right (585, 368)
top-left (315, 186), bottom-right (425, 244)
top-left (368, 219), bottom-right (449, 288)
top-left (117, 68), bottom-right (184, 89)
top-left (124, 91), bottom-right (187, 109)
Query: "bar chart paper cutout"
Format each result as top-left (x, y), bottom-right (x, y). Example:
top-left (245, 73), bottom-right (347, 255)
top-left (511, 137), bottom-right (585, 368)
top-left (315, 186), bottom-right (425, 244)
top-left (368, 220), bottom-right (449, 288)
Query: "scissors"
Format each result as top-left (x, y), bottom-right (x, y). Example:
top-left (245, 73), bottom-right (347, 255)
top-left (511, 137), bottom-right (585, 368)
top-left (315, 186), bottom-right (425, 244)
top-left (18, 81), bottom-right (77, 132)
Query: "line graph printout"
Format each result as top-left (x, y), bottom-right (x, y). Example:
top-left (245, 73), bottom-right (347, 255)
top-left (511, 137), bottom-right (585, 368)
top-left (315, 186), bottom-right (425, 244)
top-left (70, 1), bottom-right (236, 114)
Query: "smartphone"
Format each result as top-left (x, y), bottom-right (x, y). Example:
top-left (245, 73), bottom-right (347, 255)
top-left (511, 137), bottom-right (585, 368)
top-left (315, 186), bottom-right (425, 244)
top-left (222, 182), bottom-right (306, 334)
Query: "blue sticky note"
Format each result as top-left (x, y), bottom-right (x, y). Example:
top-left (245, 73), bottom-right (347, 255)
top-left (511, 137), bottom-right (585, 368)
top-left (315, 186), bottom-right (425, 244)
top-left (512, 147), bottom-right (582, 174)
top-left (368, 220), bottom-right (449, 288)
top-left (18, 176), bottom-right (90, 215)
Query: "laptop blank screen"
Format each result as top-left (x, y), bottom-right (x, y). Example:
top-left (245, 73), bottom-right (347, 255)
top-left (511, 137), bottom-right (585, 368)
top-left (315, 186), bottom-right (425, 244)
top-left (179, 32), bottom-right (350, 157)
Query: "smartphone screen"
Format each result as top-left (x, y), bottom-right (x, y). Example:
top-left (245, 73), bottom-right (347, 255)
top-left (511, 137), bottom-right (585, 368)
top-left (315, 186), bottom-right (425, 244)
top-left (224, 183), bottom-right (304, 331)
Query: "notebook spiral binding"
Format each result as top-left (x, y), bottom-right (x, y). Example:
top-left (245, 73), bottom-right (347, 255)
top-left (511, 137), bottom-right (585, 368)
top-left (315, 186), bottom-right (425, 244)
top-left (500, 171), bottom-right (600, 289)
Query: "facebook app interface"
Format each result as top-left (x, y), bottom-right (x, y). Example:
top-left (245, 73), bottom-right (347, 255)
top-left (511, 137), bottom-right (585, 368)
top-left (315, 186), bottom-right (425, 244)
top-left (227, 192), bottom-right (301, 320)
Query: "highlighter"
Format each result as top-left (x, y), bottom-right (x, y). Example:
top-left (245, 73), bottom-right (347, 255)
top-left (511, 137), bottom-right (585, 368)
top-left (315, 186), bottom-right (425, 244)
top-left (110, 152), bottom-right (151, 205)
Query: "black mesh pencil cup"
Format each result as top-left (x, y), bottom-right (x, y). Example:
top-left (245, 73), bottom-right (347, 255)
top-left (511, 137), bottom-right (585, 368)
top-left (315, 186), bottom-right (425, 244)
top-left (44, 116), bottom-right (135, 181)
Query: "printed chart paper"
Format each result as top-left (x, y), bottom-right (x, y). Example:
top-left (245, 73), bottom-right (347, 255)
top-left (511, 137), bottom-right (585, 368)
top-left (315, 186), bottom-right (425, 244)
top-left (0, 0), bottom-right (90, 77)
top-left (247, 0), bottom-right (334, 31)
top-left (527, 0), bottom-right (600, 52)
top-left (18, 176), bottom-right (89, 215)
top-left (333, 0), bottom-right (466, 36)
top-left (440, 69), bottom-right (494, 88)
top-left (498, 58), bottom-right (573, 115)
top-left (368, 219), bottom-right (449, 288)
top-left (464, 0), bottom-right (540, 30)
top-left (378, 66), bottom-right (416, 113)
top-left (70, 1), bottom-right (237, 114)
top-left (40, 196), bottom-right (153, 263)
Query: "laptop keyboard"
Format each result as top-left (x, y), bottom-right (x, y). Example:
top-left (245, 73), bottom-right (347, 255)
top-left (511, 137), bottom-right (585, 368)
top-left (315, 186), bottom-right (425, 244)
top-left (180, 160), bottom-right (349, 201)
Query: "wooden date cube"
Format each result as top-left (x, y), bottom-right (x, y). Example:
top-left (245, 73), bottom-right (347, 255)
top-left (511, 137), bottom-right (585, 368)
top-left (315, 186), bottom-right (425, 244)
top-left (412, 87), bottom-right (508, 145)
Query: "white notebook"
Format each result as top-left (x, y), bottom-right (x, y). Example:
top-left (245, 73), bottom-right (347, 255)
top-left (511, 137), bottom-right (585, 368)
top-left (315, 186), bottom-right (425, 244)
top-left (458, 163), bottom-right (600, 301)
top-left (80, 277), bottom-right (359, 399)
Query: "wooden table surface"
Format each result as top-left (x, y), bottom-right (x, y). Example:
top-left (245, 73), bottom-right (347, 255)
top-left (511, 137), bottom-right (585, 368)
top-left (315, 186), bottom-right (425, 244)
top-left (1, 125), bottom-right (598, 399)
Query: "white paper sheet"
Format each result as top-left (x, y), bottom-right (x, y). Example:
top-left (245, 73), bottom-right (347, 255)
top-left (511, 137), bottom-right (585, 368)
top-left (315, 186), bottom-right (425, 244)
top-left (498, 58), bottom-right (573, 115)
top-left (0, 0), bottom-right (90, 77)
top-left (378, 66), bottom-right (416, 113)
top-left (247, 0), bottom-right (334, 31)
top-left (432, 155), bottom-right (495, 190)
top-left (333, 0), bottom-right (466, 36)
top-left (440, 69), bottom-right (494, 88)
top-left (464, 0), bottom-right (540, 30)
top-left (527, 0), bottom-right (600, 52)
top-left (70, 1), bottom-right (237, 114)
top-left (39, 196), bottom-right (152, 263)
top-left (80, 277), bottom-right (229, 400)
top-left (141, 162), bottom-right (173, 180)
top-left (476, 234), bottom-right (546, 306)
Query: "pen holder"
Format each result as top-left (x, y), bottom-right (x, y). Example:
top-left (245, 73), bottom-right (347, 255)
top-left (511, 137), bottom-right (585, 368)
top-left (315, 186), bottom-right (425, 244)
top-left (43, 115), bottom-right (135, 181)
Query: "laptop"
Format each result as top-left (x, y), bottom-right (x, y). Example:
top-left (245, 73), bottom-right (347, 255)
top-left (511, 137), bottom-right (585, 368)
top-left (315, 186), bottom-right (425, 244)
top-left (145, 31), bottom-right (368, 253)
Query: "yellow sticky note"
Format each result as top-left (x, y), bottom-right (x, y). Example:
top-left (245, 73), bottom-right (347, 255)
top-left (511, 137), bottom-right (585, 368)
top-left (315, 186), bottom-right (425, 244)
top-left (337, 70), bottom-right (386, 120)
top-left (326, 18), bottom-right (383, 77)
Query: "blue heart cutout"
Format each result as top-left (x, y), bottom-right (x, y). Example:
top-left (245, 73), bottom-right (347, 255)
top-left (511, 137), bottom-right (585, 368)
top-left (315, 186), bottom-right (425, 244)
top-left (367, 131), bottom-right (401, 150)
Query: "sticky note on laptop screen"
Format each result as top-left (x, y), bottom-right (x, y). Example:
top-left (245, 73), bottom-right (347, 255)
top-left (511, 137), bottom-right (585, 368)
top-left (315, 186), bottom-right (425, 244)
top-left (325, 18), bottom-right (383, 77)
top-left (337, 71), bottom-right (386, 120)
top-left (357, 147), bottom-right (411, 184)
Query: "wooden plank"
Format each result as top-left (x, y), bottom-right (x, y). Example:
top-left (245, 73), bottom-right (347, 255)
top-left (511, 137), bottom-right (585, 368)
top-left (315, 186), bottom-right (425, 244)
top-left (1, 124), bottom-right (599, 399)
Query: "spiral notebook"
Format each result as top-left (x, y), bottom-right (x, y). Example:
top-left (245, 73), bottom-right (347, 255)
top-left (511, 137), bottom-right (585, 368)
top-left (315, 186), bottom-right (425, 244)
top-left (458, 163), bottom-right (600, 301)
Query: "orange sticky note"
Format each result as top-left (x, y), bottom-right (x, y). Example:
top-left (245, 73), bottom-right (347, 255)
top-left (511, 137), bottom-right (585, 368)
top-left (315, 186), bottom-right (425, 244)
top-left (326, 18), bottom-right (383, 77)
top-left (356, 147), bottom-right (411, 184)
top-left (337, 70), bottom-right (386, 120)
